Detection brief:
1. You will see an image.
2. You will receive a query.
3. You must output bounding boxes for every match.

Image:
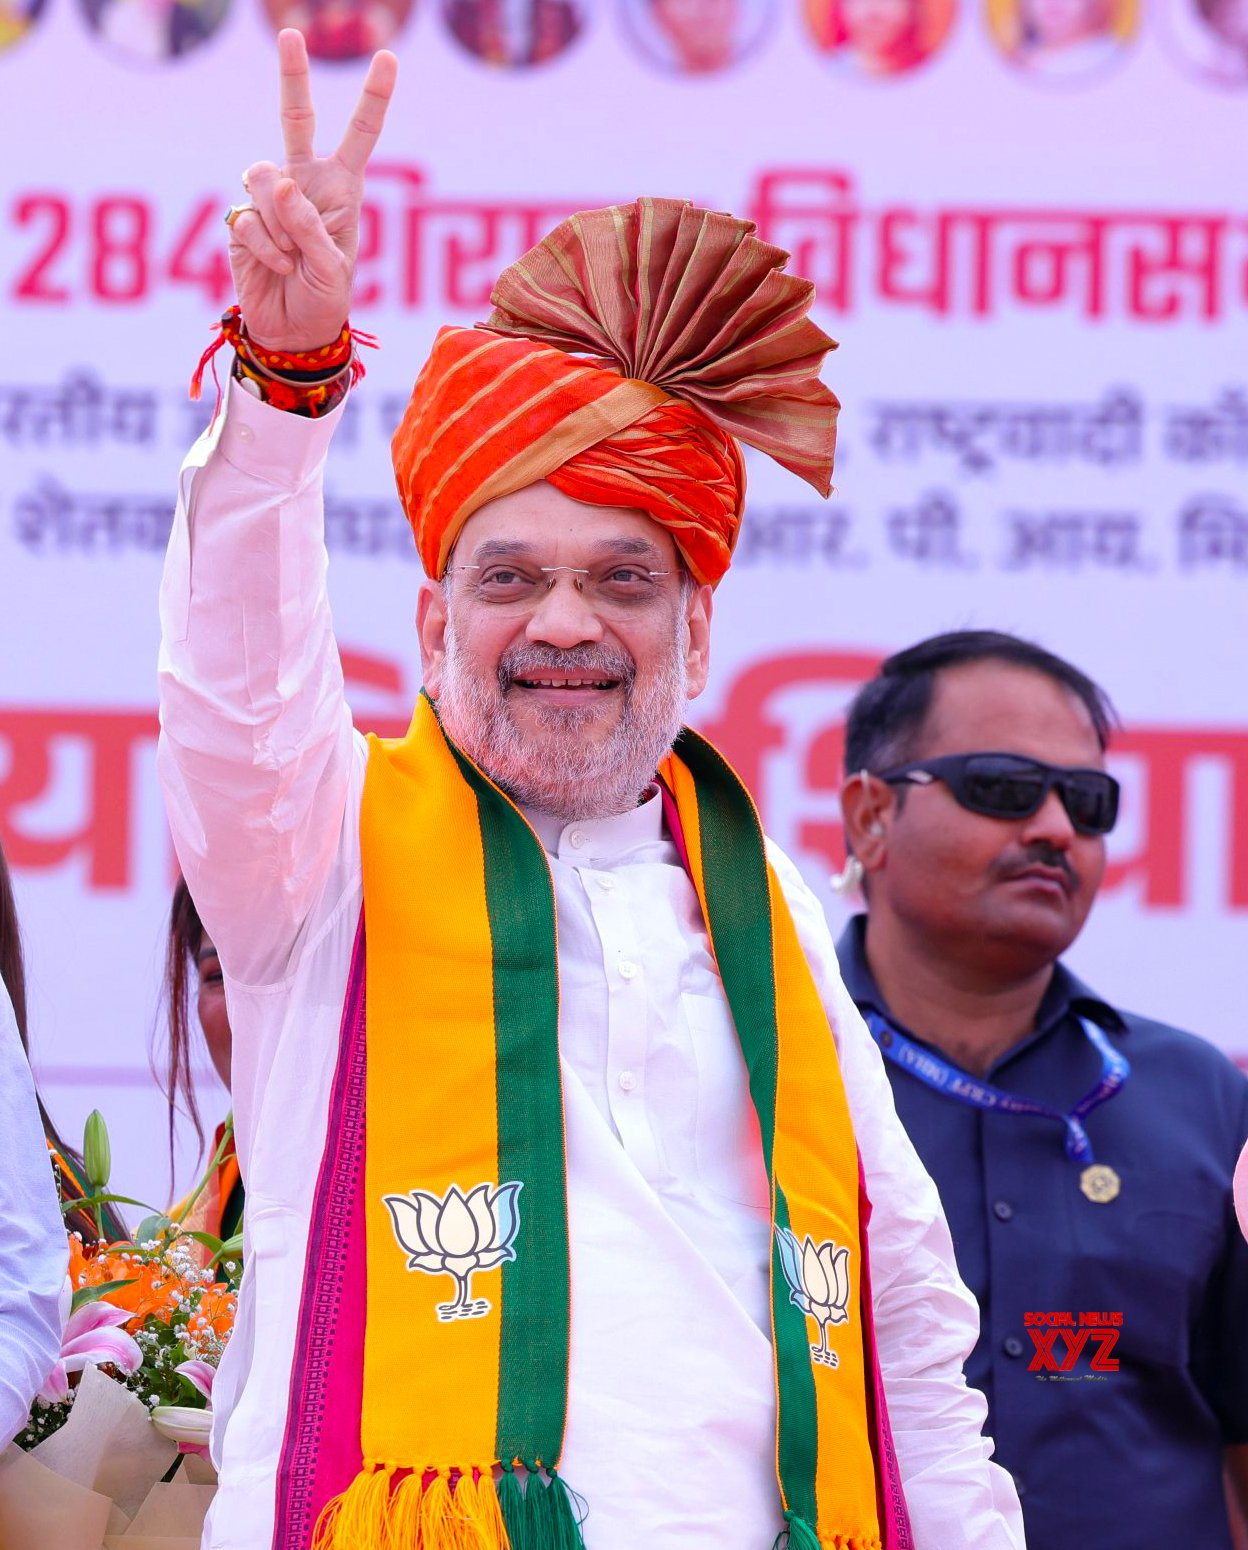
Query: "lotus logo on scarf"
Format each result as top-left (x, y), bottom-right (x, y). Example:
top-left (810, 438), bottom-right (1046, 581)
top-left (383, 1181), bottom-right (523, 1321)
top-left (775, 1226), bottom-right (851, 1368)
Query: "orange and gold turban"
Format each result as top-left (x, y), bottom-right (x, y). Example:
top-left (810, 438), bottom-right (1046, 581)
top-left (391, 198), bottom-right (839, 587)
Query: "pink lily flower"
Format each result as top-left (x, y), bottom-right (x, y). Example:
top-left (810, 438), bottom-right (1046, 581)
top-left (174, 1359), bottom-right (216, 1403)
top-left (38, 1280), bottom-right (142, 1404)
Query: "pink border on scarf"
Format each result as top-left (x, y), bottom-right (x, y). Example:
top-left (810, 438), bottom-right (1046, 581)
top-left (271, 914), bottom-right (369, 1549)
top-left (856, 1156), bottom-right (915, 1550)
top-left (661, 779), bottom-right (913, 1548)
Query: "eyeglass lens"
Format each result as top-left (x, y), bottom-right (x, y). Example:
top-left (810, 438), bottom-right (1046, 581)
top-left (448, 562), bottom-right (670, 613)
top-left (958, 758), bottom-right (1117, 834)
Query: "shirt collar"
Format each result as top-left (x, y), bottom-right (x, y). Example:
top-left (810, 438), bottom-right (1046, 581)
top-left (522, 784), bottom-right (666, 861)
top-left (834, 913), bottom-right (1126, 1044)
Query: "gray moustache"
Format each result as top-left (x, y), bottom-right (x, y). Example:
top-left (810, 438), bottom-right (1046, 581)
top-left (499, 646), bottom-right (636, 693)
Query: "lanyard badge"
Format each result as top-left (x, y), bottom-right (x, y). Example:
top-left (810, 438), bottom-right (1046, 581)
top-left (865, 1010), bottom-right (1130, 1204)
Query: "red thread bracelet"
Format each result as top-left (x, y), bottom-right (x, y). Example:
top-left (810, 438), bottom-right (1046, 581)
top-left (190, 305), bottom-right (379, 420)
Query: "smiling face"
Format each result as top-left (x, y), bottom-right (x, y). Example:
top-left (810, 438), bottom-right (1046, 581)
top-left (857, 660), bottom-right (1108, 978)
top-left (1020, 0), bottom-right (1107, 46)
top-left (650, 0), bottom-right (741, 69)
top-left (418, 481), bottom-right (712, 821)
top-left (840, 0), bottom-right (918, 60)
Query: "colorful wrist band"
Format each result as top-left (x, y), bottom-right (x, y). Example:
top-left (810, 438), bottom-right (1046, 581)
top-left (190, 304), bottom-right (379, 421)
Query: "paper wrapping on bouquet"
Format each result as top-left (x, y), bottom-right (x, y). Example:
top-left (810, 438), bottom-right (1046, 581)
top-left (0, 1367), bottom-right (215, 1549)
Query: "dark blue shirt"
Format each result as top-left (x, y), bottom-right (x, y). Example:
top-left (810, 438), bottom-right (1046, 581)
top-left (837, 915), bottom-right (1248, 1550)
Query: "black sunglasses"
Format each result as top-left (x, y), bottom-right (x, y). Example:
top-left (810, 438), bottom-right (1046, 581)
top-left (875, 752), bottom-right (1120, 836)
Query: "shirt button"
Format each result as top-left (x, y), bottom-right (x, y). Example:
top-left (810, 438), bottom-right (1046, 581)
top-left (597, 875), bottom-right (617, 891)
top-left (568, 829), bottom-right (586, 850)
top-left (1003, 1336), bottom-right (1024, 1358)
top-left (238, 423), bottom-right (254, 440)
top-left (618, 1070), bottom-right (637, 1092)
top-left (992, 1200), bottom-right (1014, 1222)
top-left (619, 960), bottom-right (639, 980)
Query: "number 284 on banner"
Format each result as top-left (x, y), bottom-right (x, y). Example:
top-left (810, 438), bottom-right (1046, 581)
top-left (8, 193), bottom-right (232, 307)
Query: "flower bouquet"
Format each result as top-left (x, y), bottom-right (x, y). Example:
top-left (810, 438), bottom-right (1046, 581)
top-left (0, 1113), bottom-right (241, 1550)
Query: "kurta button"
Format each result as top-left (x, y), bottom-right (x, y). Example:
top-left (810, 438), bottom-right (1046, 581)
top-left (568, 829), bottom-right (586, 849)
top-left (619, 960), bottom-right (638, 979)
top-left (1003, 1336), bottom-right (1024, 1358)
top-left (597, 875), bottom-right (617, 890)
top-left (618, 1070), bottom-right (637, 1092)
top-left (992, 1199), bottom-right (1014, 1221)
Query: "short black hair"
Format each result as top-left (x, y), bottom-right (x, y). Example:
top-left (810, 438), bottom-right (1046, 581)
top-left (843, 629), bottom-right (1117, 776)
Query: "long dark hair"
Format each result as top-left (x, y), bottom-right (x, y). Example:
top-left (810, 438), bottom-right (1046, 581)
top-left (0, 840), bottom-right (104, 1243)
top-left (158, 877), bottom-right (208, 1171)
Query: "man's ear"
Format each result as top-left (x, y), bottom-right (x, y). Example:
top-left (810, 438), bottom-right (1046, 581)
top-left (684, 582), bottom-right (714, 700)
top-left (840, 770), bottom-right (894, 876)
top-left (417, 581), bottom-right (448, 697)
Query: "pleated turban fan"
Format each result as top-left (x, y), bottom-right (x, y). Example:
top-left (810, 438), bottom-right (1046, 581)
top-left (390, 198), bottom-right (840, 587)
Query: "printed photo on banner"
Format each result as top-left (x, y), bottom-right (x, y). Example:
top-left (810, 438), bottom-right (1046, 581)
top-left (78, 0), bottom-right (231, 61)
top-left (803, 0), bottom-right (956, 76)
top-left (0, 0), bottom-right (47, 53)
top-left (443, 0), bottom-right (585, 65)
top-left (618, 0), bottom-right (776, 73)
top-left (1158, 0), bottom-right (1248, 84)
top-left (985, 0), bottom-right (1137, 82)
top-left (261, 0), bottom-right (413, 59)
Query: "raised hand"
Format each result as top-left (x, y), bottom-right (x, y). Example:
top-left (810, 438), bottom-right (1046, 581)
top-left (228, 29), bottom-right (397, 353)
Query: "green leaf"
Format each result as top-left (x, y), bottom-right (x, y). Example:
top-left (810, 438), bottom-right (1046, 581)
top-left (70, 1278), bottom-right (138, 1313)
top-left (60, 1191), bottom-right (153, 1216)
top-left (182, 1231), bottom-right (224, 1253)
top-left (134, 1214), bottom-right (175, 1246)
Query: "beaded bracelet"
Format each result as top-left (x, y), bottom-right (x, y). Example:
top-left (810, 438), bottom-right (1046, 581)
top-left (190, 305), bottom-right (378, 421)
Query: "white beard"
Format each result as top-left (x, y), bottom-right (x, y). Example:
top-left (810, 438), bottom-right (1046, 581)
top-left (434, 623), bottom-right (689, 822)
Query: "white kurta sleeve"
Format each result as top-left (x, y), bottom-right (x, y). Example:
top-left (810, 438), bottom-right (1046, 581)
top-left (767, 842), bottom-right (1026, 1550)
top-left (157, 385), bottom-right (362, 992)
top-left (0, 984), bottom-right (67, 1451)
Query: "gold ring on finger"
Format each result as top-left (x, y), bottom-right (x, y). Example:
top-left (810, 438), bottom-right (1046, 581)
top-left (224, 204), bottom-right (253, 229)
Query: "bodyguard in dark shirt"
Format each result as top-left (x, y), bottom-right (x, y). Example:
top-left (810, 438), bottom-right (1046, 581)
top-left (834, 629), bottom-right (1248, 1550)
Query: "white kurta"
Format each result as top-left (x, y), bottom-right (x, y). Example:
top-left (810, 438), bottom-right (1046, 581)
top-left (156, 386), bottom-right (1025, 1550)
top-left (0, 981), bottom-right (67, 1450)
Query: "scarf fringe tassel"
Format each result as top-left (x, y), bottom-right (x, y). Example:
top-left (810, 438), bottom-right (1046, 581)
top-left (771, 1513), bottom-right (884, 1550)
top-left (311, 1461), bottom-right (588, 1550)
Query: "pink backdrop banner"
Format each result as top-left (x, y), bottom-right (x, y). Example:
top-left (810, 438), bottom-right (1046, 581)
top-left (1, 0), bottom-right (1244, 1199)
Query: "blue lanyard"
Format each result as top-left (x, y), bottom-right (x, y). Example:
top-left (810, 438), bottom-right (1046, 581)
top-left (865, 1009), bottom-right (1130, 1165)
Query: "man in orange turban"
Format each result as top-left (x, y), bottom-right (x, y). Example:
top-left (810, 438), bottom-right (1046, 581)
top-left (392, 196), bottom-right (839, 589)
top-left (158, 30), bottom-right (1023, 1550)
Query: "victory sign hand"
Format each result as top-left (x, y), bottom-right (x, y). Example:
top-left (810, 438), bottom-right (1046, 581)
top-left (228, 29), bottom-right (397, 353)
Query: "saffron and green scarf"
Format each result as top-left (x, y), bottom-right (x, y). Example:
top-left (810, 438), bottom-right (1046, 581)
top-left (281, 694), bottom-right (910, 1550)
